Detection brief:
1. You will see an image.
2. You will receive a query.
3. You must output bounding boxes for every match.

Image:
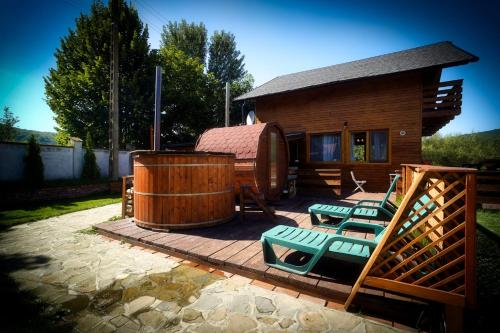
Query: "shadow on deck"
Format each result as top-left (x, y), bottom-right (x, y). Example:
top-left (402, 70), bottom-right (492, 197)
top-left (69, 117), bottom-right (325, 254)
top-left (95, 192), bottom-right (427, 328)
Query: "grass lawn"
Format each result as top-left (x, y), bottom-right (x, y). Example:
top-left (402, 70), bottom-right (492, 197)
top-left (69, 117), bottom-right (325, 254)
top-left (476, 209), bottom-right (500, 237)
top-left (0, 194), bottom-right (121, 229)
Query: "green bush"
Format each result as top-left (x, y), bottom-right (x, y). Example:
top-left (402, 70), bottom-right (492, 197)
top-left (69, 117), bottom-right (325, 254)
top-left (422, 130), bottom-right (500, 167)
top-left (81, 132), bottom-right (100, 179)
top-left (23, 135), bottom-right (44, 188)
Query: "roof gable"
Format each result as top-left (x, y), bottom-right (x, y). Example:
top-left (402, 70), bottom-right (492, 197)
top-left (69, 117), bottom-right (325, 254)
top-left (235, 41), bottom-right (478, 101)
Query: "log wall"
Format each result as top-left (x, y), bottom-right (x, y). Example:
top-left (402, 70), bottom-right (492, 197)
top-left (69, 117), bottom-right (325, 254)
top-left (255, 72), bottom-right (423, 192)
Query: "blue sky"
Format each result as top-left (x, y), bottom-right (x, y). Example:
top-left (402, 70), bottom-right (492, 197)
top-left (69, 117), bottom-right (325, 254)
top-left (0, 0), bottom-right (499, 134)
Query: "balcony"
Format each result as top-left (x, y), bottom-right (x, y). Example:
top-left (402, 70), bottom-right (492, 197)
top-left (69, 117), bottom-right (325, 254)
top-left (422, 79), bottom-right (463, 136)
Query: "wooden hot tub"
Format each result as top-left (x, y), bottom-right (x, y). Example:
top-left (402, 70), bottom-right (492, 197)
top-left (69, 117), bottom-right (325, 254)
top-left (132, 151), bottom-right (235, 230)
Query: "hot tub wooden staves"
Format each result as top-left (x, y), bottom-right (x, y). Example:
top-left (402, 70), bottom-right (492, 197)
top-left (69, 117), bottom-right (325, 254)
top-left (132, 151), bottom-right (235, 230)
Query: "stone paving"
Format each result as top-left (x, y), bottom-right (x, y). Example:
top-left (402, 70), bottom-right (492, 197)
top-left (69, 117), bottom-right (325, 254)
top-left (0, 203), bottom-right (407, 332)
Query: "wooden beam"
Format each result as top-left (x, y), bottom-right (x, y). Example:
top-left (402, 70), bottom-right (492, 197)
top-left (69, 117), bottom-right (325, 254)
top-left (363, 276), bottom-right (465, 307)
top-left (344, 172), bottom-right (426, 310)
top-left (423, 95), bottom-right (462, 103)
top-left (121, 176), bottom-right (127, 219)
top-left (423, 87), bottom-right (462, 98)
top-left (422, 109), bottom-right (460, 118)
top-left (423, 79), bottom-right (463, 91)
top-left (423, 101), bottom-right (462, 109)
top-left (465, 173), bottom-right (477, 308)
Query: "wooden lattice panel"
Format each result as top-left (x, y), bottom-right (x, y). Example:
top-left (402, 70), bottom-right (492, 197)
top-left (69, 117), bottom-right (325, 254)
top-left (346, 165), bottom-right (476, 309)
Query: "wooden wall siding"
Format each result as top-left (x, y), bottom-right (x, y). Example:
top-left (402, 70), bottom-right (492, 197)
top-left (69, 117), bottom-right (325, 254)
top-left (255, 73), bottom-right (423, 192)
top-left (296, 168), bottom-right (341, 196)
top-left (346, 164), bottom-right (477, 313)
top-left (476, 170), bottom-right (500, 205)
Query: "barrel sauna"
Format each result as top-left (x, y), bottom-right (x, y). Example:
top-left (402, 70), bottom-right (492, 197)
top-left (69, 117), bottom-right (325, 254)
top-left (133, 151), bottom-right (235, 230)
top-left (195, 122), bottom-right (289, 201)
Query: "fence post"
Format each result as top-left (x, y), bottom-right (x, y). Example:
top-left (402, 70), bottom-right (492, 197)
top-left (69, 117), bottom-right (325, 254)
top-left (70, 137), bottom-right (83, 179)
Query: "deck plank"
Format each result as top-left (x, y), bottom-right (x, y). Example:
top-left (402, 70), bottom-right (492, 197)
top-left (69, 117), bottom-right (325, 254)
top-left (94, 194), bottom-right (391, 302)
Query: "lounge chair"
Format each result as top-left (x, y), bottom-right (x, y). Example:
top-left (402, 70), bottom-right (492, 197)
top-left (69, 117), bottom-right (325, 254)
top-left (261, 192), bottom-right (434, 275)
top-left (308, 174), bottom-right (400, 228)
top-left (261, 221), bottom-right (385, 275)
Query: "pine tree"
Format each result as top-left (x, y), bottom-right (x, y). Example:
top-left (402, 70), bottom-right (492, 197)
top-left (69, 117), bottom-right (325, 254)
top-left (24, 135), bottom-right (44, 188)
top-left (208, 30), bottom-right (246, 83)
top-left (0, 106), bottom-right (19, 141)
top-left (82, 132), bottom-right (101, 179)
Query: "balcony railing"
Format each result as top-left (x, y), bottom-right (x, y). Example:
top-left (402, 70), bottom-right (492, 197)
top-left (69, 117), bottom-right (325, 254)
top-left (422, 79), bottom-right (463, 136)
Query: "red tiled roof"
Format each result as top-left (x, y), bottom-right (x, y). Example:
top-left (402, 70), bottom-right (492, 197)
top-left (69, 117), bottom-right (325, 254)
top-left (195, 123), bottom-right (267, 160)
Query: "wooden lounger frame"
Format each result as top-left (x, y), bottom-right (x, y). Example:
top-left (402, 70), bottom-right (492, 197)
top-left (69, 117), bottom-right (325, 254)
top-left (345, 165), bottom-right (477, 318)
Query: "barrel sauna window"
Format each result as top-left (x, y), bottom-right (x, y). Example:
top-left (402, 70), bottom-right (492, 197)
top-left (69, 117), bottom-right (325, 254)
top-left (270, 131), bottom-right (278, 189)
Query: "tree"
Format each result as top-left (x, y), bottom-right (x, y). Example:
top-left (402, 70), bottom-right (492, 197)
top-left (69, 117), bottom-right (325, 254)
top-left (54, 128), bottom-right (71, 146)
top-left (158, 46), bottom-right (219, 143)
top-left (44, 0), bottom-right (155, 149)
top-left (161, 20), bottom-right (207, 63)
top-left (422, 132), bottom-right (500, 166)
top-left (207, 30), bottom-right (252, 126)
top-left (0, 106), bottom-right (19, 141)
top-left (24, 135), bottom-right (44, 188)
top-left (229, 73), bottom-right (255, 125)
top-left (82, 132), bottom-right (100, 179)
top-left (208, 30), bottom-right (246, 83)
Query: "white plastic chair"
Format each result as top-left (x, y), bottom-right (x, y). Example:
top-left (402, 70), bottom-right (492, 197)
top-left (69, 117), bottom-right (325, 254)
top-left (350, 171), bottom-right (366, 193)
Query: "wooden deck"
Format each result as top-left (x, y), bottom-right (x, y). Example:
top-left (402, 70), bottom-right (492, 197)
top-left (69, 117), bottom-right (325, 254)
top-left (95, 192), bottom-right (426, 324)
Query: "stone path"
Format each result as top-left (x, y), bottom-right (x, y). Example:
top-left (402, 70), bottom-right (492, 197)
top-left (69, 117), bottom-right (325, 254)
top-left (0, 203), bottom-right (407, 332)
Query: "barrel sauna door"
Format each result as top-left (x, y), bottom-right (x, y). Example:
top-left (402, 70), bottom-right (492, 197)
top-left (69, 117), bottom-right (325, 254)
top-left (267, 127), bottom-right (287, 199)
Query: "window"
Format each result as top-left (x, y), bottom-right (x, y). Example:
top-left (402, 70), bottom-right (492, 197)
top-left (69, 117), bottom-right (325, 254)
top-left (310, 133), bottom-right (341, 162)
top-left (370, 130), bottom-right (388, 162)
top-left (350, 129), bottom-right (389, 163)
top-left (350, 132), bottom-right (367, 162)
top-left (270, 131), bottom-right (277, 189)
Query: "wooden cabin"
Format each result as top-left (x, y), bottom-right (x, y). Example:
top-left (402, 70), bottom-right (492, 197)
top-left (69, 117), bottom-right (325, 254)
top-left (235, 41), bottom-right (478, 193)
top-left (195, 122), bottom-right (289, 201)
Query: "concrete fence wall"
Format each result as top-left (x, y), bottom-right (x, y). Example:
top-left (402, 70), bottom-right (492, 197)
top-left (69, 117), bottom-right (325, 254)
top-left (0, 138), bottom-right (131, 182)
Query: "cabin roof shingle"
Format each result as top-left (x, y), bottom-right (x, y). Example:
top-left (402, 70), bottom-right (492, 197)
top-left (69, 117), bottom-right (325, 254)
top-left (235, 41), bottom-right (478, 101)
top-left (195, 123), bottom-right (267, 160)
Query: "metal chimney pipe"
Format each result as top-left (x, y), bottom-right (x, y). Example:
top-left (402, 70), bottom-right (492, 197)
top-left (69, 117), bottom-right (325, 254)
top-left (225, 82), bottom-right (230, 127)
top-left (153, 66), bottom-right (162, 151)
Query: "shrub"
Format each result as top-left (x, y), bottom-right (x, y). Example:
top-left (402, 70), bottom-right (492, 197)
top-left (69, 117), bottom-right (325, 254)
top-left (81, 132), bottom-right (100, 179)
top-left (422, 130), bottom-right (500, 167)
top-left (23, 135), bottom-right (44, 187)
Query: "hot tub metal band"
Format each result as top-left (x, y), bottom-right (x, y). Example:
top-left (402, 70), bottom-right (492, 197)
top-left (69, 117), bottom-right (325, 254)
top-left (134, 163), bottom-right (233, 167)
top-left (134, 189), bottom-right (233, 197)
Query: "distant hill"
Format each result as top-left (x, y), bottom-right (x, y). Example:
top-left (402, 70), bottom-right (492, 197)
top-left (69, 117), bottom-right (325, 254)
top-left (14, 128), bottom-right (57, 145)
top-left (460, 128), bottom-right (500, 141)
top-left (423, 128), bottom-right (500, 166)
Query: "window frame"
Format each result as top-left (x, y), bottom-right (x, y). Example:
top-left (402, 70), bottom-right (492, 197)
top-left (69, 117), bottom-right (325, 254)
top-left (348, 128), bottom-right (391, 164)
top-left (307, 131), bottom-right (343, 164)
top-left (349, 131), bottom-right (368, 163)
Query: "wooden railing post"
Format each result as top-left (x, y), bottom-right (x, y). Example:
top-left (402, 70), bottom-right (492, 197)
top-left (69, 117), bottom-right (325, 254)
top-left (465, 173), bottom-right (477, 308)
top-left (346, 164), bottom-right (478, 328)
top-left (121, 176), bottom-right (127, 219)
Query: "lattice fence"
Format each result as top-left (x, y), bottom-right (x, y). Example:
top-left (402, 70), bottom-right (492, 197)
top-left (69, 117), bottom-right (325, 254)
top-left (346, 165), bottom-right (477, 310)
